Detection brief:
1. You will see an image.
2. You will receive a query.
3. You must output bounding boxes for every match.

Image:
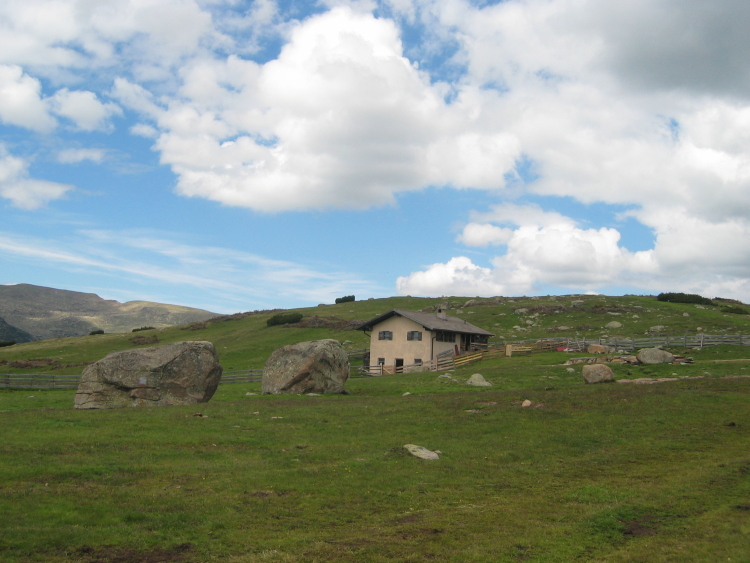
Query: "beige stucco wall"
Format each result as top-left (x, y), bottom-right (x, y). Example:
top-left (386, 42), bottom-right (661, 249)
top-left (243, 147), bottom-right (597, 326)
top-left (369, 316), bottom-right (435, 367)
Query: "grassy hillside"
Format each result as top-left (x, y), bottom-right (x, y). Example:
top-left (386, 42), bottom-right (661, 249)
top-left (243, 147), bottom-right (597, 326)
top-left (2, 294), bottom-right (750, 561)
top-left (2, 349), bottom-right (750, 562)
top-left (1, 294), bottom-right (749, 374)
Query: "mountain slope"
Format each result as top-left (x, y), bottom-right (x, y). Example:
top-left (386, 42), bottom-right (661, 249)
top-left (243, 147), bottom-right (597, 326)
top-left (0, 316), bottom-right (34, 343)
top-left (0, 284), bottom-right (217, 340)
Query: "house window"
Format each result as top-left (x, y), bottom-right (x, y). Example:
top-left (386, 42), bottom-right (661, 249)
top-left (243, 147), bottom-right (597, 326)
top-left (406, 331), bottom-right (422, 341)
top-left (414, 358), bottom-right (422, 365)
top-left (435, 330), bottom-right (455, 342)
top-left (378, 331), bottom-right (393, 340)
top-left (377, 358), bottom-right (385, 365)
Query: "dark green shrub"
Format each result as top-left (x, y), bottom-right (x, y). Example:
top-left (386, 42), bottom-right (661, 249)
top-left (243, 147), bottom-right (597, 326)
top-left (335, 295), bottom-right (355, 304)
top-left (0, 340), bottom-right (16, 347)
top-left (656, 292), bottom-right (714, 306)
top-left (721, 306), bottom-right (749, 315)
top-left (132, 326), bottom-right (156, 332)
top-left (267, 312), bottom-right (303, 326)
top-left (89, 329), bottom-right (104, 335)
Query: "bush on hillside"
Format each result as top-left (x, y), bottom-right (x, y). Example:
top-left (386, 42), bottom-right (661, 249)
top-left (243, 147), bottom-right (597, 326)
top-left (267, 312), bottom-right (304, 326)
top-left (721, 306), bottom-right (749, 315)
top-left (0, 340), bottom-right (16, 347)
top-left (656, 292), bottom-right (714, 306)
top-left (89, 329), bottom-right (104, 335)
top-left (335, 295), bottom-right (355, 304)
top-left (132, 326), bottom-right (156, 332)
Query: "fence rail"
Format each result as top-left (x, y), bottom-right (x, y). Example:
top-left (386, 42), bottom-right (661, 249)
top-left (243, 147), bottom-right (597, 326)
top-left (2, 334), bottom-right (748, 388)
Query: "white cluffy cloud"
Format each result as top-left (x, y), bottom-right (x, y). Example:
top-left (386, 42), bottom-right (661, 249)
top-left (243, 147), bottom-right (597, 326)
top-left (0, 64), bottom-right (121, 133)
top-left (400, 203), bottom-right (656, 296)
top-left (114, 7), bottom-right (521, 211)
top-left (0, 145), bottom-right (73, 209)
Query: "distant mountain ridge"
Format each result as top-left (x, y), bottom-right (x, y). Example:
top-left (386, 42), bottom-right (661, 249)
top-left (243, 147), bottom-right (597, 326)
top-left (0, 284), bottom-right (218, 341)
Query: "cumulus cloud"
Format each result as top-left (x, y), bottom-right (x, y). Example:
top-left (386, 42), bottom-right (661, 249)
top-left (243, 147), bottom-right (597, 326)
top-left (120, 7), bottom-right (523, 211)
top-left (0, 65), bottom-right (56, 132)
top-left (51, 89), bottom-right (121, 131)
top-left (0, 145), bottom-right (73, 209)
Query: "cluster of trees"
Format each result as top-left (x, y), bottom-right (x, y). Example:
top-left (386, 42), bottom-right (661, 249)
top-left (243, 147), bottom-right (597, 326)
top-left (335, 295), bottom-right (355, 304)
top-left (267, 312), bottom-right (304, 326)
top-left (132, 326), bottom-right (155, 332)
top-left (656, 292), bottom-right (714, 306)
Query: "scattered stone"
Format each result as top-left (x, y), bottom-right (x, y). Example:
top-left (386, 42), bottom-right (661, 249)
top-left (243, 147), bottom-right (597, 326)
top-left (632, 314), bottom-right (640, 319)
top-left (582, 364), bottom-right (615, 384)
top-left (245, 392), bottom-right (256, 396)
top-left (636, 348), bottom-right (675, 365)
top-left (605, 321), bottom-right (623, 329)
top-left (514, 308), bottom-right (528, 314)
top-left (566, 367), bottom-right (575, 373)
top-left (697, 327), bottom-right (703, 332)
top-left (648, 325), bottom-right (666, 333)
top-left (262, 339), bottom-right (349, 395)
top-left (466, 373), bottom-right (492, 387)
top-left (306, 393), bottom-right (321, 397)
top-left (74, 341), bottom-right (222, 409)
top-left (402, 392), bottom-right (411, 396)
top-left (403, 444), bottom-right (439, 460)
top-left (587, 344), bottom-right (610, 354)
top-left (683, 313), bottom-right (689, 317)
top-left (521, 399), bottom-right (532, 407)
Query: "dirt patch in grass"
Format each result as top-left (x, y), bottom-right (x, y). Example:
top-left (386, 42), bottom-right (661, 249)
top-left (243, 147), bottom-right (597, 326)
top-left (622, 517), bottom-right (657, 537)
top-left (75, 542), bottom-right (193, 563)
top-left (130, 335), bottom-right (159, 346)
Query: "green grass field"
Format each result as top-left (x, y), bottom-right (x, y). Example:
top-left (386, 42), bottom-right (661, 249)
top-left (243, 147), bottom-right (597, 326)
top-left (2, 295), bottom-right (750, 561)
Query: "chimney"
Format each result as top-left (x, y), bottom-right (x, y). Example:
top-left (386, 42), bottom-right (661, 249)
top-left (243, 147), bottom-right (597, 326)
top-left (437, 304), bottom-right (447, 320)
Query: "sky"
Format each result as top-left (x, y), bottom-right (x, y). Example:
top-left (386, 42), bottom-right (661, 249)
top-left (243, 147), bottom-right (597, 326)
top-left (1, 0), bottom-right (750, 314)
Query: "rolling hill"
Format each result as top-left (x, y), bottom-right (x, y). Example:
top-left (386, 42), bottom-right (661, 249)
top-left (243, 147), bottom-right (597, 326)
top-left (0, 284), bottom-right (217, 341)
top-left (1, 293), bottom-right (749, 373)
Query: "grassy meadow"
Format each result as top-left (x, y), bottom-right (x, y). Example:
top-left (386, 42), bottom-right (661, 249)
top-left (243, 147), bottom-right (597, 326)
top-left (2, 295), bottom-right (750, 561)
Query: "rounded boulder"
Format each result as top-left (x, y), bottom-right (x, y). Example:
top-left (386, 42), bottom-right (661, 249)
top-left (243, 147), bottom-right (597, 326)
top-left (262, 339), bottom-right (349, 394)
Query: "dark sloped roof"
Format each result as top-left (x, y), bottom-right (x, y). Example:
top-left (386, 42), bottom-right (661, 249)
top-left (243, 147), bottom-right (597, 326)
top-left (356, 309), bottom-right (494, 337)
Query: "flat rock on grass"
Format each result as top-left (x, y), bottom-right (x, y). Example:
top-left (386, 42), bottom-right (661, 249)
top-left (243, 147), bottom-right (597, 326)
top-left (466, 373), bottom-right (492, 387)
top-left (404, 444), bottom-right (440, 460)
top-left (582, 364), bottom-right (615, 384)
top-left (637, 348), bottom-right (675, 365)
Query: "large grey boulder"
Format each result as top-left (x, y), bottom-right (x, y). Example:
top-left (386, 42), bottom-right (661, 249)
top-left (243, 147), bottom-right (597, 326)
top-left (262, 339), bottom-right (349, 394)
top-left (637, 348), bottom-right (675, 365)
top-left (75, 341), bottom-right (222, 409)
top-left (582, 364), bottom-right (615, 384)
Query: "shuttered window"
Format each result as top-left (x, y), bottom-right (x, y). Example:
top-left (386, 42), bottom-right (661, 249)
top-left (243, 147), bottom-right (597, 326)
top-left (378, 331), bottom-right (393, 340)
top-left (406, 331), bottom-right (422, 341)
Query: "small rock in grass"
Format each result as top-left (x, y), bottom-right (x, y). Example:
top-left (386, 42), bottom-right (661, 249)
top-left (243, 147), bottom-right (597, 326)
top-left (521, 399), bottom-right (532, 407)
top-left (582, 364), bottom-right (615, 384)
top-left (466, 373), bottom-right (492, 387)
top-left (403, 444), bottom-right (439, 460)
top-left (636, 348), bottom-right (674, 365)
top-left (402, 392), bottom-right (411, 396)
top-left (245, 392), bottom-right (256, 396)
top-left (566, 367), bottom-right (575, 373)
top-left (306, 393), bottom-right (320, 396)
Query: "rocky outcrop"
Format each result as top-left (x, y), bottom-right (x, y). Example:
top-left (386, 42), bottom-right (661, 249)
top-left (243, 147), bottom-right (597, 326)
top-left (74, 341), bottom-right (222, 409)
top-left (582, 364), bottom-right (615, 384)
top-left (636, 348), bottom-right (675, 365)
top-left (587, 344), bottom-right (610, 354)
top-left (262, 339), bottom-right (349, 394)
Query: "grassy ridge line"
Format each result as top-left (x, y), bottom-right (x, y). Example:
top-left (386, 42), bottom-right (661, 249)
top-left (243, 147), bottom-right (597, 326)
top-left (1, 294), bottom-right (749, 374)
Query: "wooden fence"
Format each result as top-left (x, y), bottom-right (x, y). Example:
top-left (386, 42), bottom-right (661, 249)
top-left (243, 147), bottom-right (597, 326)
top-left (3, 334), bottom-right (748, 388)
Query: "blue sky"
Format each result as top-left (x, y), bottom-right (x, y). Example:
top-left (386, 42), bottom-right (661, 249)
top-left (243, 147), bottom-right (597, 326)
top-left (2, 0), bottom-right (750, 313)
